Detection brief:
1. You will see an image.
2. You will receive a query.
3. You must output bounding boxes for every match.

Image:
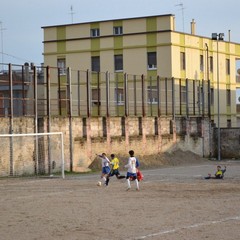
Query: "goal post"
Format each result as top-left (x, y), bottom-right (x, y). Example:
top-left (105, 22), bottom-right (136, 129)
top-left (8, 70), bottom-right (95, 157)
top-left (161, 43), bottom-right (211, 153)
top-left (0, 132), bottom-right (65, 179)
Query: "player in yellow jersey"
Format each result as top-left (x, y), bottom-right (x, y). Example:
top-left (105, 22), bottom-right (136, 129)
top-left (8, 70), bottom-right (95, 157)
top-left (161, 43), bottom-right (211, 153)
top-left (205, 165), bottom-right (226, 179)
top-left (109, 154), bottom-right (125, 179)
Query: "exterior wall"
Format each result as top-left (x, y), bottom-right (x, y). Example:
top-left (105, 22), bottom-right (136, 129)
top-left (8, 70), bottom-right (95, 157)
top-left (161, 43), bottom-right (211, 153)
top-left (42, 14), bottom-right (240, 128)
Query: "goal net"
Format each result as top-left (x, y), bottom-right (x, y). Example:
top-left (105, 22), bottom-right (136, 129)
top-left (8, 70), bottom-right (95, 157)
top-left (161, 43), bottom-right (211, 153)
top-left (0, 132), bottom-right (65, 179)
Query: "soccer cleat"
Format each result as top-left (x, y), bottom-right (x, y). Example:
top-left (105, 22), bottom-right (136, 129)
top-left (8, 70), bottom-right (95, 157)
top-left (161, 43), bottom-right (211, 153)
top-left (126, 187), bottom-right (131, 191)
top-left (136, 187), bottom-right (140, 191)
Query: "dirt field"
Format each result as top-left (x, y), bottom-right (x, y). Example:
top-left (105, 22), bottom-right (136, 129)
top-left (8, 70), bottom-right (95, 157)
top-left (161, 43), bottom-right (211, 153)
top-left (1, 153), bottom-right (240, 240)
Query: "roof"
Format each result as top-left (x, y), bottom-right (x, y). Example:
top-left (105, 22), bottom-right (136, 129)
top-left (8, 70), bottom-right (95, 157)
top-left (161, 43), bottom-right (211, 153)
top-left (42, 14), bottom-right (174, 29)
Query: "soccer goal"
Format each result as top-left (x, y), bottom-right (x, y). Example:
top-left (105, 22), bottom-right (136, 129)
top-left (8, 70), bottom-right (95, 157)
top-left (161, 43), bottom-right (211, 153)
top-left (0, 132), bottom-right (65, 179)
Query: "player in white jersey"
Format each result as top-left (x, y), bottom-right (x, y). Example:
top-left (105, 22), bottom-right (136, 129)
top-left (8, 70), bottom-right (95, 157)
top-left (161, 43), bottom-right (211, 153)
top-left (125, 150), bottom-right (140, 191)
top-left (96, 153), bottom-right (111, 186)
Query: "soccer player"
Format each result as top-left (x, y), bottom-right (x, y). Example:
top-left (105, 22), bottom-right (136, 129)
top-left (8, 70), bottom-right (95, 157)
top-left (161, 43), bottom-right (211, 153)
top-left (205, 165), bottom-right (227, 179)
top-left (125, 150), bottom-right (140, 191)
top-left (109, 154), bottom-right (125, 179)
top-left (96, 153), bottom-right (111, 186)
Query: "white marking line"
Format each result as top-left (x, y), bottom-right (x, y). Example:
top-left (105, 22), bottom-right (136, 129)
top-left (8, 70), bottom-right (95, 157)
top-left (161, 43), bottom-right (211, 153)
top-left (133, 216), bottom-right (240, 240)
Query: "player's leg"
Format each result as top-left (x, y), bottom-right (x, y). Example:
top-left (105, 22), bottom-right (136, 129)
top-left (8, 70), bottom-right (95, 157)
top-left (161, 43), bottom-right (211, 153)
top-left (135, 177), bottom-right (139, 190)
top-left (126, 173), bottom-right (131, 190)
top-left (105, 167), bottom-right (111, 186)
top-left (115, 169), bottom-right (125, 179)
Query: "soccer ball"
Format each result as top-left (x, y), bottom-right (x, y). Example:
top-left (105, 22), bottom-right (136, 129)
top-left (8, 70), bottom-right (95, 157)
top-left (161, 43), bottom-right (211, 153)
top-left (97, 181), bottom-right (102, 186)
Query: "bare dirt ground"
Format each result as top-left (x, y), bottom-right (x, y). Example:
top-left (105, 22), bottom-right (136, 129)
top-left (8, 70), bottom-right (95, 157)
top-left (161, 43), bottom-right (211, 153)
top-left (1, 151), bottom-right (240, 240)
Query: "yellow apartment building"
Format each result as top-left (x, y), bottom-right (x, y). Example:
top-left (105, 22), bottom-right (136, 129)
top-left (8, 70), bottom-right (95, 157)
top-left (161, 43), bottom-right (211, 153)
top-left (42, 14), bottom-right (240, 127)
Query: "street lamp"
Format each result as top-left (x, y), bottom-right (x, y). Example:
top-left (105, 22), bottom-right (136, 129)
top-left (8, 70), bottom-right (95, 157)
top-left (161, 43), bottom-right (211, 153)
top-left (211, 33), bottom-right (224, 161)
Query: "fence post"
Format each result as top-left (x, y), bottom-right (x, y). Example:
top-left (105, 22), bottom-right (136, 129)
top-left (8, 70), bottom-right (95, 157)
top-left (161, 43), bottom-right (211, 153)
top-left (86, 69), bottom-right (91, 118)
top-left (124, 73), bottom-right (128, 117)
top-left (106, 71), bottom-right (110, 117)
top-left (57, 68), bottom-right (61, 115)
top-left (202, 79), bottom-right (205, 117)
top-left (165, 78), bottom-right (168, 115)
top-left (8, 63), bottom-right (13, 176)
top-left (67, 67), bottom-right (73, 171)
top-left (186, 78), bottom-right (189, 118)
top-left (172, 77), bottom-right (175, 120)
top-left (193, 80), bottom-right (196, 115)
top-left (46, 66), bottom-right (52, 174)
top-left (134, 75), bottom-right (137, 116)
top-left (141, 74), bottom-right (145, 117)
top-left (157, 75), bottom-right (161, 117)
top-left (179, 78), bottom-right (182, 115)
top-left (77, 70), bottom-right (81, 116)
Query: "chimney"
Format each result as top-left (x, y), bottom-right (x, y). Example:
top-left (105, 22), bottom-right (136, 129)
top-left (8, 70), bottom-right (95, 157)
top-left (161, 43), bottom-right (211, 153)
top-left (191, 19), bottom-right (196, 35)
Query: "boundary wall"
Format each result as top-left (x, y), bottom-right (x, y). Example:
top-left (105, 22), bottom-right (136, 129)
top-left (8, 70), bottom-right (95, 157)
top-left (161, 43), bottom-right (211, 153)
top-left (0, 116), bottom-right (211, 174)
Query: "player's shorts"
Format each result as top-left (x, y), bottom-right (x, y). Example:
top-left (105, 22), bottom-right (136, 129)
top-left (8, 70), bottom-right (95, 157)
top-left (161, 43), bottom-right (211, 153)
top-left (102, 166), bottom-right (111, 174)
top-left (126, 172), bottom-right (137, 179)
top-left (110, 169), bottom-right (120, 176)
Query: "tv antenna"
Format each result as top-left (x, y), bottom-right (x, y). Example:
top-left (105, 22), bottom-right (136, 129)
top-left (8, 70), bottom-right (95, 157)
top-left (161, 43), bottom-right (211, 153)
top-left (175, 2), bottom-right (185, 32)
top-left (0, 21), bottom-right (6, 72)
top-left (69, 5), bottom-right (75, 23)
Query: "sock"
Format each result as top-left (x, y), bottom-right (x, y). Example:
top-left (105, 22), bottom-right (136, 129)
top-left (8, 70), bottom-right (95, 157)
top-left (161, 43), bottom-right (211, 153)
top-left (102, 177), bottom-right (106, 183)
top-left (135, 179), bottom-right (139, 189)
top-left (127, 179), bottom-right (131, 188)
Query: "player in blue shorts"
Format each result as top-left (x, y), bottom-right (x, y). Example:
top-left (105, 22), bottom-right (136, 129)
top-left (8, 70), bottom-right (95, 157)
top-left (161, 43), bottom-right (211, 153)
top-left (96, 153), bottom-right (111, 186)
top-left (125, 150), bottom-right (140, 191)
top-left (109, 154), bottom-right (125, 179)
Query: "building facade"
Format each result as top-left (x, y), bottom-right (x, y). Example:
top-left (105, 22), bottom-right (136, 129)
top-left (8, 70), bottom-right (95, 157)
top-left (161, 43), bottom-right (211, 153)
top-left (42, 14), bottom-right (240, 127)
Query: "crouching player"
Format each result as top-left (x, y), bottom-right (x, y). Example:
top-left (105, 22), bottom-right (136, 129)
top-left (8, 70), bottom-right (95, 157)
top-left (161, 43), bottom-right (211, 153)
top-left (205, 165), bottom-right (227, 179)
top-left (125, 150), bottom-right (140, 191)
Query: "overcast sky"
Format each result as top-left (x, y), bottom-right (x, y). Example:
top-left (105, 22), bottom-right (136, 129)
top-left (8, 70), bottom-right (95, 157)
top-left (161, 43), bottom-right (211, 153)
top-left (1, 0), bottom-right (240, 66)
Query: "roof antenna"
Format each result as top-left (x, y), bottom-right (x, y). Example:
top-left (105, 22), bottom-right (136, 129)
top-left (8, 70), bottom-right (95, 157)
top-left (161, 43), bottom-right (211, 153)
top-left (175, 2), bottom-right (185, 32)
top-left (69, 5), bottom-right (75, 23)
top-left (0, 21), bottom-right (6, 72)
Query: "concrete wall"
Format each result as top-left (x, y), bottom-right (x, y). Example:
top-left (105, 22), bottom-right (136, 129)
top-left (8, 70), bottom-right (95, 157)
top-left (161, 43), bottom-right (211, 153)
top-left (0, 116), bottom-right (211, 175)
top-left (212, 127), bottom-right (240, 159)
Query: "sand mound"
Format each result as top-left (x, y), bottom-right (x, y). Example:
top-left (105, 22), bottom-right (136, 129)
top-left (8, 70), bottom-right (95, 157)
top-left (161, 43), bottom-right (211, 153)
top-left (89, 149), bottom-right (207, 171)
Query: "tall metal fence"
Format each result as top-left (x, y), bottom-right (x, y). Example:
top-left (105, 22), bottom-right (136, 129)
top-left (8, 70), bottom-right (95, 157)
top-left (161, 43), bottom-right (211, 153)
top-left (0, 63), bottom-right (210, 119)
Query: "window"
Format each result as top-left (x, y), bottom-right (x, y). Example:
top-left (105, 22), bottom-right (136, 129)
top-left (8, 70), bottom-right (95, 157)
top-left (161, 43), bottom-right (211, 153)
top-left (92, 88), bottom-right (101, 106)
top-left (227, 89), bottom-right (231, 106)
top-left (90, 28), bottom-right (100, 37)
top-left (180, 52), bottom-right (186, 70)
top-left (200, 55), bottom-right (204, 72)
top-left (113, 26), bottom-right (123, 35)
top-left (147, 86), bottom-right (158, 104)
top-left (115, 88), bottom-right (124, 105)
top-left (226, 59), bottom-right (230, 75)
top-left (114, 55), bottom-right (123, 72)
top-left (57, 58), bottom-right (66, 75)
top-left (91, 56), bottom-right (100, 72)
top-left (210, 56), bottom-right (213, 72)
top-left (147, 52), bottom-right (157, 70)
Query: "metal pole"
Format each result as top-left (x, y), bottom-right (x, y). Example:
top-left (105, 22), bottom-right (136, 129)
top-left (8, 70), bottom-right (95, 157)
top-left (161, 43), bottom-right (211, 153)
top-left (86, 70), bottom-right (90, 118)
top-left (106, 71), bottom-right (110, 117)
top-left (124, 73), bottom-right (128, 117)
top-left (217, 40), bottom-right (221, 161)
top-left (67, 67), bottom-right (73, 171)
top-left (33, 66), bottom-right (39, 175)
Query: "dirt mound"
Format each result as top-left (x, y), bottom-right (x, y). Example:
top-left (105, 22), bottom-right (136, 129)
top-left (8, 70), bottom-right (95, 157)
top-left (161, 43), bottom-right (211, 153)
top-left (89, 149), bottom-right (208, 171)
